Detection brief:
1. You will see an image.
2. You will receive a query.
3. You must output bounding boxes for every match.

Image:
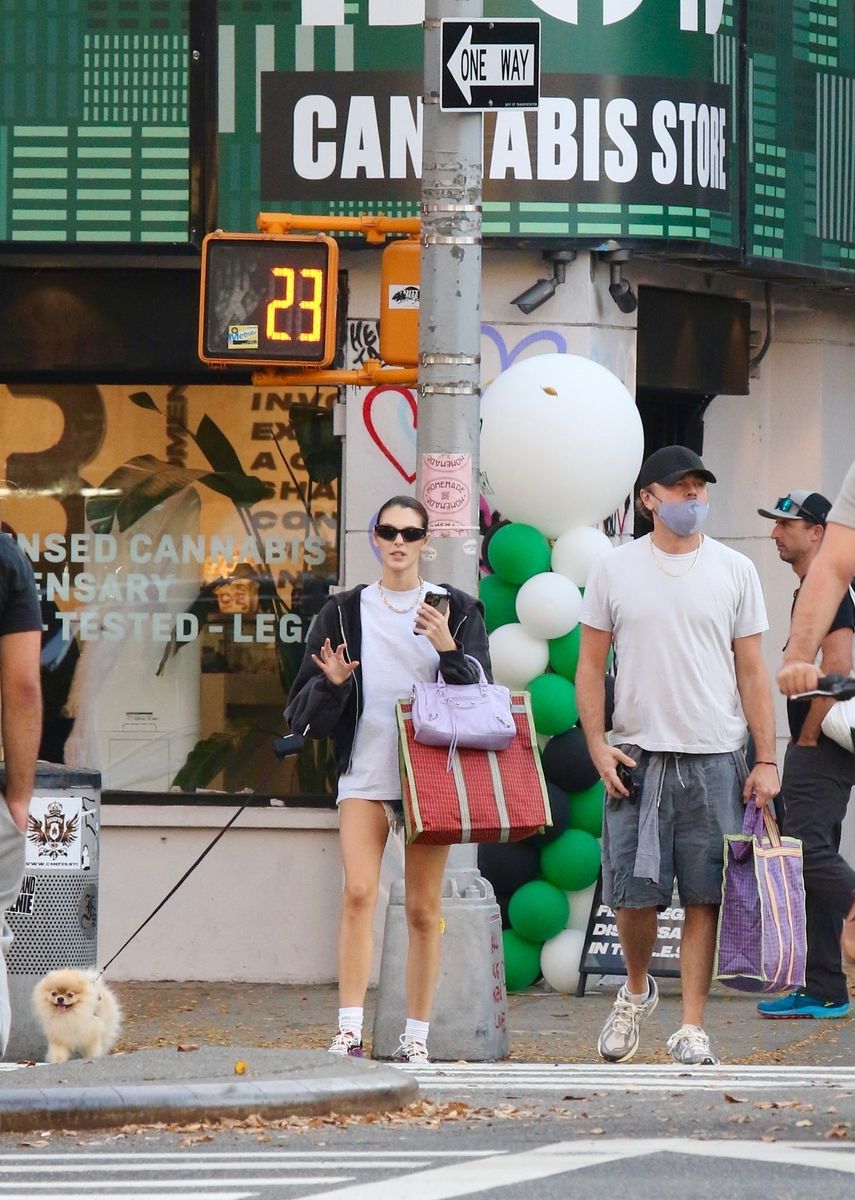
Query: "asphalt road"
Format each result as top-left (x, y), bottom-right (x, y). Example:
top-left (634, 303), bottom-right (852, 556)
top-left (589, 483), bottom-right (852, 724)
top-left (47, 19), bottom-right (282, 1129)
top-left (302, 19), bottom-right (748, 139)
top-left (1, 1062), bottom-right (854, 1199)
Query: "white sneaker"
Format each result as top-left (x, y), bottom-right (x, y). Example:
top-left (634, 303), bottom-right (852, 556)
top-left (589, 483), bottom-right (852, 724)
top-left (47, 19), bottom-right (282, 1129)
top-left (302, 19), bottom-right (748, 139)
top-left (667, 1024), bottom-right (719, 1065)
top-left (597, 974), bottom-right (659, 1063)
top-left (394, 1035), bottom-right (430, 1063)
top-left (328, 1030), bottom-right (364, 1057)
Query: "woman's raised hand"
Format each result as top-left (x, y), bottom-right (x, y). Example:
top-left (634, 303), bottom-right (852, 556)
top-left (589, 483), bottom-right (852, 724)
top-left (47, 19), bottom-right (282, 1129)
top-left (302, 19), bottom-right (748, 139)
top-left (414, 602), bottom-right (457, 653)
top-left (311, 638), bottom-right (359, 686)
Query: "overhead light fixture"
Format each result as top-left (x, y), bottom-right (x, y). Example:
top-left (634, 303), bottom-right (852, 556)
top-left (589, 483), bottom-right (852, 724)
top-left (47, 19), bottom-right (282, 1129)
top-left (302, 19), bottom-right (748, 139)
top-left (511, 249), bottom-right (576, 315)
top-left (603, 248), bottom-right (638, 314)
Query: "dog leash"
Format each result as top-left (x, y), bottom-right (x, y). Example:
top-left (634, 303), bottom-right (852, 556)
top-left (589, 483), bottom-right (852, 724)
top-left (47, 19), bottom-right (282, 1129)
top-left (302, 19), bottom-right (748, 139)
top-left (96, 734), bottom-right (305, 979)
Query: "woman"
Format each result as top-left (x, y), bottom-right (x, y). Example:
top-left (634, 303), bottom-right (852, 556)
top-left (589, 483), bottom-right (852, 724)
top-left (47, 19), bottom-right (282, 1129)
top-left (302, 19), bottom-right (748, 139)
top-left (285, 495), bottom-right (491, 1062)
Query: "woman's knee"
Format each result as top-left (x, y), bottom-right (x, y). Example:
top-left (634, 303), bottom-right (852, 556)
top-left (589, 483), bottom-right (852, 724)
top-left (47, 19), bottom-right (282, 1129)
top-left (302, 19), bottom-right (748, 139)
top-left (342, 879), bottom-right (378, 913)
top-left (406, 899), bottom-right (441, 936)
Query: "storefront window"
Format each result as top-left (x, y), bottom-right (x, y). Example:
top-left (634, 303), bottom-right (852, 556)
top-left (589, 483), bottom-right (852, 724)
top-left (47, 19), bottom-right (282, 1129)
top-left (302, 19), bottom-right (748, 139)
top-left (0, 384), bottom-right (339, 800)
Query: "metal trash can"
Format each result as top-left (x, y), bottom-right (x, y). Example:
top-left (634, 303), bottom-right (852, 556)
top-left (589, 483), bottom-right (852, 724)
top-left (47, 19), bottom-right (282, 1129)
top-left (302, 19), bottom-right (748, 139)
top-left (1, 764), bottom-right (101, 1062)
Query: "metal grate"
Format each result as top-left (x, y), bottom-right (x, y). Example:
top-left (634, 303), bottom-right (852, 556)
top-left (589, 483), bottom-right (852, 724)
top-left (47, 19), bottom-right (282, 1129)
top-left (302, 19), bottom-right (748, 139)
top-left (6, 877), bottom-right (97, 976)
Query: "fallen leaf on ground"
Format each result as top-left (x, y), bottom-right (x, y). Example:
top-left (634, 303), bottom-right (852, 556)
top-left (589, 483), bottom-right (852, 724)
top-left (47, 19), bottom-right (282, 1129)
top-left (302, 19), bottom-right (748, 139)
top-left (176, 1044), bottom-right (199, 1053)
top-left (825, 1125), bottom-right (850, 1140)
top-left (724, 1094), bottom-right (747, 1104)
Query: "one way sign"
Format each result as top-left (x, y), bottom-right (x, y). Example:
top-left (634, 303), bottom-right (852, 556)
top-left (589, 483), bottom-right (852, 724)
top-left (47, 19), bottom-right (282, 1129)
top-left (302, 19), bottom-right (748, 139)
top-left (440, 19), bottom-right (541, 113)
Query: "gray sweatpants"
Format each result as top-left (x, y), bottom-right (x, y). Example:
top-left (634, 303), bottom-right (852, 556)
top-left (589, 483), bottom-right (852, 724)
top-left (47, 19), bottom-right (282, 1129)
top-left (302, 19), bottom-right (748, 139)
top-left (0, 800), bottom-right (25, 1056)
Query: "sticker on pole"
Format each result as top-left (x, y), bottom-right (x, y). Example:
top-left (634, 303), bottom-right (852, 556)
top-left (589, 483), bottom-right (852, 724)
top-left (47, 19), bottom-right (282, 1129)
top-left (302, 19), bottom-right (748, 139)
top-left (440, 19), bottom-right (541, 113)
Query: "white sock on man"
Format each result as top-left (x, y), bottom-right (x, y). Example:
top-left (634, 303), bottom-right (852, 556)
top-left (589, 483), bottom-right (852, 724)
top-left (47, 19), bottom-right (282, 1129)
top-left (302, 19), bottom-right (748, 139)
top-left (404, 1017), bottom-right (430, 1044)
top-left (338, 1006), bottom-right (364, 1040)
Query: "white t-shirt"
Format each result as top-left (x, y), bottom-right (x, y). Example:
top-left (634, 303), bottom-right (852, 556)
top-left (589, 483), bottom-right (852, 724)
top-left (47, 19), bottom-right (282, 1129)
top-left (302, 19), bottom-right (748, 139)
top-left (829, 459), bottom-right (855, 530)
top-left (580, 534), bottom-right (768, 754)
top-left (337, 582), bottom-right (446, 803)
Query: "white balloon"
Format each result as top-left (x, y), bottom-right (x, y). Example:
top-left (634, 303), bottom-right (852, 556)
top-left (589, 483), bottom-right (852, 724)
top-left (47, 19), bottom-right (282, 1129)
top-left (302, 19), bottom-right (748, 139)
top-left (488, 624), bottom-right (549, 690)
top-left (565, 881), bottom-right (598, 933)
top-left (515, 572), bottom-right (582, 641)
top-left (540, 928), bottom-right (587, 993)
top-left (551, 527), bottom-right (613, 587)
top-left (481, 353), bottom-right (644, 537)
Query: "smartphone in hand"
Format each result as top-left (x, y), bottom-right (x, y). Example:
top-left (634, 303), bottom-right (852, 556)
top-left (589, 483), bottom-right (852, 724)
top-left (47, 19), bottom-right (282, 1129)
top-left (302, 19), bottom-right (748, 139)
top-left (414, 590), bottom-right (449, 633)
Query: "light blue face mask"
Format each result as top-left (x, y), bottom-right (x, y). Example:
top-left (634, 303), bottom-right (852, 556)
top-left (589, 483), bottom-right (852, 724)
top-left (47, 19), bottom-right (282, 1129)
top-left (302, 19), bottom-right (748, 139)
top-left (655, 499), bottom-right (710, 537)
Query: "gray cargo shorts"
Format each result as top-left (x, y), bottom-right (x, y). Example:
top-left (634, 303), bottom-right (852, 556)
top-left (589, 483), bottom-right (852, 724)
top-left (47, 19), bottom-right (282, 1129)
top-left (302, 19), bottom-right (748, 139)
top-left (602, 745), bottom-right (748, 910)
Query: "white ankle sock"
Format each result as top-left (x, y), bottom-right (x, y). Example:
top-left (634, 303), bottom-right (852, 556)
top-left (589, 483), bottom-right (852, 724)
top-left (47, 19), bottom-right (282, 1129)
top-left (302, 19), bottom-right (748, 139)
top-left (626, 984), bottom-right (649, 1004)
top-left (404, 1018), bottom-right (430, 1043)
top-left (338, 1006), bottom-right (363, 1040)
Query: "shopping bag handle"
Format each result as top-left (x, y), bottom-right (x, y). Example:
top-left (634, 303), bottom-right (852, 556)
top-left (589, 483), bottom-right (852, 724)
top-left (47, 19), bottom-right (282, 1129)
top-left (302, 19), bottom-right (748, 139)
top-left (742, 796), bottom-right (781, 847)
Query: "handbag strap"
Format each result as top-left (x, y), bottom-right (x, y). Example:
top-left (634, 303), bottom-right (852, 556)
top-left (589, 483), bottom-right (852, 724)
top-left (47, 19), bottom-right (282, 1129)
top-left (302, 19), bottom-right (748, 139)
top-left (436, 653), bottom-right (488, 693)
top-left (742, 798), bottom-right (781, 847)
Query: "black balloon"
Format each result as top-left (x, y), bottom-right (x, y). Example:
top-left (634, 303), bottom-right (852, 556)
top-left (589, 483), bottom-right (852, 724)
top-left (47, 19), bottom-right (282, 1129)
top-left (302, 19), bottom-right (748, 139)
top-left (529, 782), bottom-right (571, 846)
top-left (478, 841), bottom-right (540, 897)
top-left (542, 726), bottom-right (600, 793)
top-left (604, 673), bottom-right (616, 732)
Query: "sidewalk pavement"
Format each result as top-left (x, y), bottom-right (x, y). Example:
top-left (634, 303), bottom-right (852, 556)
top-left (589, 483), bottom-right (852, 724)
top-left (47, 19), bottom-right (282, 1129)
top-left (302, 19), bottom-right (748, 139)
top-left (1, 971), bottom-right (853, 1133)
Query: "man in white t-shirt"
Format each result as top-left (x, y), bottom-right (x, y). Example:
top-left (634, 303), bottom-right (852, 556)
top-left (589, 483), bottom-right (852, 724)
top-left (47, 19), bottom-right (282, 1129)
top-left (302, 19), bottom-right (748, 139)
top-left (777, 458), bottom-right (855, 962)
top-left (577, 445), bottom-right (779, 1066)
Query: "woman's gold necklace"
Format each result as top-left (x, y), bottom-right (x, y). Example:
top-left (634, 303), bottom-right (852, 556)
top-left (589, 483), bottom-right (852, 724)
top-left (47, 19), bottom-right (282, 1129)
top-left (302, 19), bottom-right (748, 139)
top-left (649, 535), bottom-right (703, 578)
top-left (378, 578), bottom-right (424, 613)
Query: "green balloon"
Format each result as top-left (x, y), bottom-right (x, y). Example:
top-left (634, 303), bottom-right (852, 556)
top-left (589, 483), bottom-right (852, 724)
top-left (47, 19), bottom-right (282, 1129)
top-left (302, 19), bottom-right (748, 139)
top-left (548, 626), bottom-right (582, 681)
top-left (487, 523), bottom-right (551, 585)
top-left (528, 674), bottom-right (578, 736)
top-left (502, 929), bottom-right (543, 992)
top-left (540, 829), bottom-right (602, 893)
top-left (479, 574), bottom-right (520, 633)
top-left (508, 879), bottom-right (569, 942)
top-left (568, 780), bottom-right (605, 837)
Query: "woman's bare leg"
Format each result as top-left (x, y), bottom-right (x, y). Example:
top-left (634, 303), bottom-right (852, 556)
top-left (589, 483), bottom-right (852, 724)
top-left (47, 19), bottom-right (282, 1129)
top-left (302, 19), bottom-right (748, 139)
top-left (403, 841), bottom-right (451, 1021)
top-left (337, 799), bottom-right (390, 1007)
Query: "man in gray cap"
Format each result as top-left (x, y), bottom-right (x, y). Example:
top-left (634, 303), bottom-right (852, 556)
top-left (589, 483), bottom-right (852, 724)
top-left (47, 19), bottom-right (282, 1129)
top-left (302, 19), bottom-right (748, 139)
top-left (577, 445), bottom-right (778, 1066)
top-left (756, 489), bottom-right (854, 1018)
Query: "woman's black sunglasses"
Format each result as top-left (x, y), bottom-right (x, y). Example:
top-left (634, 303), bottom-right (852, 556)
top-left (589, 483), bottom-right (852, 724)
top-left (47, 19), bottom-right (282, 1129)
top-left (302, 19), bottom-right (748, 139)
top-left (374, 523), bottom-right (428, 543)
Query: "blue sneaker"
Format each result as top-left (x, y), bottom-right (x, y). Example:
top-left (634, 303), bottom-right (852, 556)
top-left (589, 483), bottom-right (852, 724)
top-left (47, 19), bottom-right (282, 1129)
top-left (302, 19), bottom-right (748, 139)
top-left (757, 990), bottom-right (850, 1019)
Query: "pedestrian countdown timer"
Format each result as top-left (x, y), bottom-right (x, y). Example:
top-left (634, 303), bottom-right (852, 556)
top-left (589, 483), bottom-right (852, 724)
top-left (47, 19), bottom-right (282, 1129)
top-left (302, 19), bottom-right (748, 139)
top-left (199, 232), bottom-right (339, 368)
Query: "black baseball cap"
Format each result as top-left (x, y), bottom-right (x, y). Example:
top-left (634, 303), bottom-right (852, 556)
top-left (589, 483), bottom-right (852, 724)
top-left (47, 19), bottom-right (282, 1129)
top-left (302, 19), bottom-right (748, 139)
top-left (758, 490), bottom-right (831, 526)
top-left (638, 445), bottom-right (717, 490)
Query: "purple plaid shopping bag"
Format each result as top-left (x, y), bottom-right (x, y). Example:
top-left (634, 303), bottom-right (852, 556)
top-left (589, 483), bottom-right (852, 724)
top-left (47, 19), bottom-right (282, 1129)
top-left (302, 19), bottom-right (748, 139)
top-left (714, 802), bottom-right (806, 993)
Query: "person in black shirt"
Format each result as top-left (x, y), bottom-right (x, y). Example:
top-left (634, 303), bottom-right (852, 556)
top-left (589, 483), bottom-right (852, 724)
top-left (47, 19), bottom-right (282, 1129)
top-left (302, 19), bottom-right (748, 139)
top-left (0, 533), bottom-right (43, 1055)
top-left (756, 490), bottom-right (855, 1018)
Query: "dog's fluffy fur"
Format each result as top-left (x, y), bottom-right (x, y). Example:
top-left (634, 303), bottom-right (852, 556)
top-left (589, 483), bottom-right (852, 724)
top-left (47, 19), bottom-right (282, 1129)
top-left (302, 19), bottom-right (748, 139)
top-left (32, 969), bottom-right (121, 1064)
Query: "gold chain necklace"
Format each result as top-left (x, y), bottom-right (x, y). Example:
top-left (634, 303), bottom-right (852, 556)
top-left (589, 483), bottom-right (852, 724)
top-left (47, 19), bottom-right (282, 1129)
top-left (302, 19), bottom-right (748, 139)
top-left (649, 535), bottom-right (703, 578)
top-left (378, 578), bottom-right (424, 613)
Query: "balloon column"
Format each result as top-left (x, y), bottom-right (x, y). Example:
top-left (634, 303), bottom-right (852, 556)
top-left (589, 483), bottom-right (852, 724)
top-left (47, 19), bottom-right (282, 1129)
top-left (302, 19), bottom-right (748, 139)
top-left (477, 353), bottom-right (643, 994)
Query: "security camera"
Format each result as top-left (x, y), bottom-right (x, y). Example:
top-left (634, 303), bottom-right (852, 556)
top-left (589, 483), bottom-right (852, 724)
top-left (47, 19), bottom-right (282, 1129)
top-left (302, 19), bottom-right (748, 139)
top-left (510, 250), bottom-right (576, 314)
top-left (511, 276), bottom-right (559, 315)
top-left (608, 260), bottom-right (638, 314)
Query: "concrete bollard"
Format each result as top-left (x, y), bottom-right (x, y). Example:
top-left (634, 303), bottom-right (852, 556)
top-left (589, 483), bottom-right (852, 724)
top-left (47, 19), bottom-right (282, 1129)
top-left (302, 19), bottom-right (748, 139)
top-left (372, 868), bottom-right (510, 1061)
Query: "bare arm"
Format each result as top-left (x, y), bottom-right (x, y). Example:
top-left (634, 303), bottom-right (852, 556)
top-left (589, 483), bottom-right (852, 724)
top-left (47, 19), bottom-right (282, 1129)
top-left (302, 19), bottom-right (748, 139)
top-left (796, 625), bottom-right (853, 746)
top-left (0, 631), bottom-right (42, 832)
top-left (733, 633), bottom-right (779, 809)
top-left (576, 623), bottom-right (634, 797)
top-left (778, 522), bottom-right (855, 694)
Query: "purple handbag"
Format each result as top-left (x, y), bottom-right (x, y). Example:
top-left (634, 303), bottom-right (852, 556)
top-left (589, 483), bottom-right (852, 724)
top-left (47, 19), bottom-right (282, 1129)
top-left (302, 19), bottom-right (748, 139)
top-left (410, 655), bottom-right (517, 767)
top-left (714, 802), bottom-right (806, 994)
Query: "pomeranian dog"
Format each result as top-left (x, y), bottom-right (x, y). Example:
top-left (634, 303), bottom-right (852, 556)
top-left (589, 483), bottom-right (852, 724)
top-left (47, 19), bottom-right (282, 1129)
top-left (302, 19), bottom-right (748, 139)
top-left (32, 969), bottom-right (121, 1064)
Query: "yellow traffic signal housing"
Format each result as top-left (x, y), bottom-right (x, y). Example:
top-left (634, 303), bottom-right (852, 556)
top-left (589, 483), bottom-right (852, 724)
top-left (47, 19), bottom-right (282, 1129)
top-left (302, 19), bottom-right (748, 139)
top-left (380, 239), bottom-right (420, 367)
top-left (199, 232), bottom-right (339, 368)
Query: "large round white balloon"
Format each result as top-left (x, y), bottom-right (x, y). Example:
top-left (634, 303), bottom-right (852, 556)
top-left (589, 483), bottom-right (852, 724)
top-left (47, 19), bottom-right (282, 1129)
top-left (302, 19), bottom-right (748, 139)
top-left (565, 882), bottom-right (598, 933)
top-left (481, 354), bottom-right (644, 537)
top-left (551, 527), bottom-right (612, 587)
top-left (488, 624), bottom-right (549, 690)
top-left (540, 928), bottom-right (587, 993)
top-left (515, 572), bottom-right (582, 640)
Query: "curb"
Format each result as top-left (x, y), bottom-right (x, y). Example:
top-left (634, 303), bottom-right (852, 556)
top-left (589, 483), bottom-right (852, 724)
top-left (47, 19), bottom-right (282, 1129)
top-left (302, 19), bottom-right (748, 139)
top-left (0, 1063), bottom-right (419, 1133)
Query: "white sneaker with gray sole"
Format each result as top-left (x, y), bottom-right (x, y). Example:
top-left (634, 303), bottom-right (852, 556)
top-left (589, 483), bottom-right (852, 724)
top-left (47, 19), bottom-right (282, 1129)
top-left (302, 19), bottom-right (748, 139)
top-left (597, 974), bottom-right (659, 1063)
top-left (667, 1024), bottom-right (719, 1065)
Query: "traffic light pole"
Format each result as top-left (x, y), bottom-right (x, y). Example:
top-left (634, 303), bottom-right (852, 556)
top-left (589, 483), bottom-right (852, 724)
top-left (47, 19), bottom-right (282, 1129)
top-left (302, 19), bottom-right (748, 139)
top-left (416, 0), bottom-right (483, 593)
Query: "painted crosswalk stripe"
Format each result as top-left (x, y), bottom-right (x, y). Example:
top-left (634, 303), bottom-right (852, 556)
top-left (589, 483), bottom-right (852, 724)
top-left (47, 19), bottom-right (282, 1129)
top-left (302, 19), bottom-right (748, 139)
top-left (396, 1062), bottom-right (855, 1092)
top-left (288, 1138), bottom-right (855, 1200)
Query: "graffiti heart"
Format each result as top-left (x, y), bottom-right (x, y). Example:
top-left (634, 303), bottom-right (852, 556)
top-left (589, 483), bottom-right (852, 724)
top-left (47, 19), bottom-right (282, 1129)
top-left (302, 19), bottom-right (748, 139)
top-left (362, 385), bottom-right (418, 483)
top-left (481, 325), bottom-right (569, 379)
